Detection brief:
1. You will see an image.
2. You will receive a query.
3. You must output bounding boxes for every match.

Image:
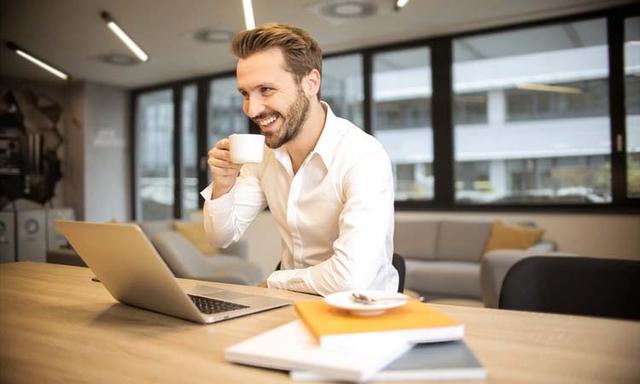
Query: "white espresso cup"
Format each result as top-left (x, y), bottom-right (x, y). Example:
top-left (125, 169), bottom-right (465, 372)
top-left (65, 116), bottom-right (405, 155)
top-left (229, 134), bottom-right (265, 164)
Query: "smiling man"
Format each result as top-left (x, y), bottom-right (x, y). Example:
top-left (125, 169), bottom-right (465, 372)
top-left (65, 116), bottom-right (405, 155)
top-left (201, 23), bottom-right (398, 296)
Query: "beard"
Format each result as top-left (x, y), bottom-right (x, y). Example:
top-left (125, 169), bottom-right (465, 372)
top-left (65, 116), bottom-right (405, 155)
top-left (259, 88), bottom-right (310, 149)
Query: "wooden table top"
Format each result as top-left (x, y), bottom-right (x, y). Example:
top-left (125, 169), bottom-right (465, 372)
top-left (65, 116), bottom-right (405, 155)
top-left (1, 262), bottom-right (639, 383)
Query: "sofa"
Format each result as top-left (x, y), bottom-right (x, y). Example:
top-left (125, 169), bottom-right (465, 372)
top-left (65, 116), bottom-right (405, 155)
top-left (138, 220), bottom-right (263, 286)
top-left (394, 218), bottom-right (557, 302)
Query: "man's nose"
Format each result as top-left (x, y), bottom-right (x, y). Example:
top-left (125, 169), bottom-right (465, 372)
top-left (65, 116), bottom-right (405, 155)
top-left (244, 96), bottom-right (265, 118)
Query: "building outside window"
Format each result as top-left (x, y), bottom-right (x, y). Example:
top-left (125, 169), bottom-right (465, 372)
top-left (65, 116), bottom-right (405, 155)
top-left (625, 16), bottom-right (640, 198)
top-left (207, 77), bottom-right (248, 183)
top-left (322, 54), bottom-right (364, 129)
top-left (372, 47), bottom-right (433, 200)
top-left (181, 85), bottom-right (198, 214)
top-left (135, 89), bottom-right (174, 219)
top-left (452, 18), bottom-right (616, 204)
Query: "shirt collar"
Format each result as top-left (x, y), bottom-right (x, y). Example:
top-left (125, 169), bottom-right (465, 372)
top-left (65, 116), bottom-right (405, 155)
top-left (272, 101), bottom-right (340, 170)
top-left (311, 101), bottom-right (339, 169)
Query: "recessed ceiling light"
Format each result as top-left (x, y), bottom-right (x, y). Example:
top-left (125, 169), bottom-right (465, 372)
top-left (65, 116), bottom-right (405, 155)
top-left (97, 53), bottom-right (139, 66)
top-left (321, 0), bottom-right (377, 19)
top-left (194, 29), bottom-right (234, 44)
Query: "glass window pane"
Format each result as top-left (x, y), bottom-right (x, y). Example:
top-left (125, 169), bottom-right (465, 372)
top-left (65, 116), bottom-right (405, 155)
top-left (453, 18), bottom-right (611, 204)
top-left (372, 47), bottom-right (433, 200)
top-left (322, 54), bottom-right (364, 128)
top-left (625, 16), bottom-right (640, 198)
top-left (208, 77), bottom-right (248, 183)
top-left (136, 89), bottom-right (174, 220)
top-left (181, 85), bottom-right (198, 215)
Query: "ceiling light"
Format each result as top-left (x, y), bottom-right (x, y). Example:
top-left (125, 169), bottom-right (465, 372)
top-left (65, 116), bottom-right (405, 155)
top-left (517, 83), bottom-right (582, 94)
top-left (242, 0), bottom-right (256, 31)
top-left (97, 53), bottom-right (139, 66)
top-left (395, 0), bottom-right (410, 10)
top-left (101, 11), bottom-right (149, 62)
top-left (321, 1), bottom-right (377, 19)
top-left (194, 28), bottom-right (234, 44)
top-left (5, 41), bottom-right (69, 80)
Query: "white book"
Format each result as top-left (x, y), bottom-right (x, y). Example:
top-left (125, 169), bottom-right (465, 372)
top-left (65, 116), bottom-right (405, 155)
top-left (225, 320), bottom-right (412, 382)
top-left (291, 340), bottom-right (487, 382)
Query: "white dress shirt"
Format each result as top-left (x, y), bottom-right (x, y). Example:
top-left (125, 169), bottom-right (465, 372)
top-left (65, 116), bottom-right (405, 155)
top-left (201, 102), bottom-right (398, 296)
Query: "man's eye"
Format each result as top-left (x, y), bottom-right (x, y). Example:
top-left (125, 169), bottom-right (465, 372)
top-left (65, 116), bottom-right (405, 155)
top-left (261, 87), bottom-right (274, 94)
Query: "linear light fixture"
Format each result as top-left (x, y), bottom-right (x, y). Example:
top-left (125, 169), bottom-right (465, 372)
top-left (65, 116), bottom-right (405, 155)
top-left (101, 11), bottom-right (149, 62)
top-left (395, 0), bottom-right (411, 11)
top-left (5, 41), bottom-right (69, 80)
top-left (242, 0), bottom-right (256, 30)
top-left (517, 82), bottom-right (582, 95)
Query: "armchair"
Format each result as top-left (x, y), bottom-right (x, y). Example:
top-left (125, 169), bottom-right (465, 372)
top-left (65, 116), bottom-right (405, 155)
top-left (138, 220), bottom-right (263, 286)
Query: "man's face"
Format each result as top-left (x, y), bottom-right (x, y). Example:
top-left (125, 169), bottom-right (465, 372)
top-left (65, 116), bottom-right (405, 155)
top-left (236, 48), bottom-right (311, 149)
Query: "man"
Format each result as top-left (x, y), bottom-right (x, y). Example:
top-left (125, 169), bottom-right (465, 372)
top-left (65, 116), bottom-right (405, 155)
top-left (201, 23), bottom-right (397, 296)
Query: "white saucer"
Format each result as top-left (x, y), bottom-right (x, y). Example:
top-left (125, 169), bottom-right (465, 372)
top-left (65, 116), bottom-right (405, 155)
top-left (324, 290), bottom-right (409, 316)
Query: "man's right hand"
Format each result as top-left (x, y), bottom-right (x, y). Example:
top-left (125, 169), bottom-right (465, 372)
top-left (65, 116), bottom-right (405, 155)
top-left (208, 138), bottom-right (242, 199)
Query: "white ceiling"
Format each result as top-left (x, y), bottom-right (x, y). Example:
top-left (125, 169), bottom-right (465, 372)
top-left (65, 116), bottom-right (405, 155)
top-left (0, 0), bottom-right (633, 89)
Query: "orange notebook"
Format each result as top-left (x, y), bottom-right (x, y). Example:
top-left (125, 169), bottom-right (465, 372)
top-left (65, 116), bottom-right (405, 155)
top-left (294, 299), bottom-right (464, 347)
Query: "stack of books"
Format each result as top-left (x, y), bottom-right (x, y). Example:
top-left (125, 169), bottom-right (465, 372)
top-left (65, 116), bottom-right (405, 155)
top-left (225, 298), bottom-right (486, 382)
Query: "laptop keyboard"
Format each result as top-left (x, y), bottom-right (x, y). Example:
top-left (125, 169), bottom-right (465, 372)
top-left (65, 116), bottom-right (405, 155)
top-left (188, 294), bottom-right (249, 314)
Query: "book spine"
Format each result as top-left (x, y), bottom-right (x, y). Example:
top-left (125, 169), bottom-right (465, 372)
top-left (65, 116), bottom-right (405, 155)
top-left (319, 325), bottom-right (465, 348)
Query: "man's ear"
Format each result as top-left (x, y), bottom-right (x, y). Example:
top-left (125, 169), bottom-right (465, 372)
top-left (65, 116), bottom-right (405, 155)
top-left (302, 69), bottom-right (321, 98)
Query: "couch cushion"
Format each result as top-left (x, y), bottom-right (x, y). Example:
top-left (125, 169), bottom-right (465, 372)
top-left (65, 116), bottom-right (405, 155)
top-left (394, 219), bottom-right (439, 260)
top-left (174, 221), bottom-right (218, 256)
top-left (405, 259), bottom-right (481, 298)
top-left (436, 220), bottom-right (493, 262)
top-left (138, 220), bottom-right (174, 238)
top-left (483, 221), bottom-right (544, 254)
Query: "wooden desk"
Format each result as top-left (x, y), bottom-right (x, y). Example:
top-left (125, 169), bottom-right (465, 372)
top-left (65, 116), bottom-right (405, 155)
top-left (1, 262), bottom-right (639, 383)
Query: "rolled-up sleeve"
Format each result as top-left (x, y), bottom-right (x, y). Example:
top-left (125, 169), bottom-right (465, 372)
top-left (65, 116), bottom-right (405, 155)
top-left (201, 164), bottom-right (267, 249)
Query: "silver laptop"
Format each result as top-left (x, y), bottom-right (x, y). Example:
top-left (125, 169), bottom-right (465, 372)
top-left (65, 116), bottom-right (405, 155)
top-left (54, 220), bottom-right (291, 324)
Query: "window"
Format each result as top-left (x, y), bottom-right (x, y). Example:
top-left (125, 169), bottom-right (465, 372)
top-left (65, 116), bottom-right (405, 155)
top-left (322, 54), bottom-right (364, 128)
top-left (208, 77), bottom-right (247, 146)
top-left (135, 89), bottom-right (174, 220)
top-left (181, 85), bottom-right (198, 215)
top-left (372, 47), bottom-right (433, 200)
top-left (207, 77), bottom-right (248, 182)
top-left (131, 7), bottom-right (636, 214)
top-left (454, 92), bottom-right (487, 125)
top-left (506, 79), bottom-right (608, 121)
top-left (625, 16), bottom-right (640, 198)
top-left (453, 18), bottom-right (611, 204)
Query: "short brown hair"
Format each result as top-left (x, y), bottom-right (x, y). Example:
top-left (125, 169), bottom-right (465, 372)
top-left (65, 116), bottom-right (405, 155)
top-left (232, 23), bottom-right (322, 83)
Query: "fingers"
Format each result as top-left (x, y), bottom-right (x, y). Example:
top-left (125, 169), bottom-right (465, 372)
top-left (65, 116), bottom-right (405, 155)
top-left (208, 138), bottom-right (241, 192)
top-left (208, 158), bottom-right (240, 175)
top-left (208, 138), bottom-right (234, 167)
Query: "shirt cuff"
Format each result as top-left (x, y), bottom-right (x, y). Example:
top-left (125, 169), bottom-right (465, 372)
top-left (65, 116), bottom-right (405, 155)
top-left (267, 269), bottom-right (317, 295)
top-left (200, 184), bottom-right (235, 213)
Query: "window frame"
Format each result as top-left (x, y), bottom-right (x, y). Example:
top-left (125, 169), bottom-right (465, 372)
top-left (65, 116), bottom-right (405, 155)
top-left (129, 4), bottom-right (639, 219)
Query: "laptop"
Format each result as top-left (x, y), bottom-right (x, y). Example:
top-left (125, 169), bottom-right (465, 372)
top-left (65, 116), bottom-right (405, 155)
top-left (54, 220), bottom-right (291, 324)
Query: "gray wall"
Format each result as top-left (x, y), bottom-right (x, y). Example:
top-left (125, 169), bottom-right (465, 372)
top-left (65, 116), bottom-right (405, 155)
top-left (83, 83), bottom-right (130, 222)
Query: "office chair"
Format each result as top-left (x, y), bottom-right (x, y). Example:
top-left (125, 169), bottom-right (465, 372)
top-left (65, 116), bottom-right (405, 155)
top-left (499, 256), bottom-right (640, 321)
top-left (273, 253), bottom-right (406, 293)
top-left (392, 253), bottom-right (406, 293)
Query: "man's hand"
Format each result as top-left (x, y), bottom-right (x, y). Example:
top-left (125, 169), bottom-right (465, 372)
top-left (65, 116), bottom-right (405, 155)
top-left (208, 138), bottom-right (242, 199)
